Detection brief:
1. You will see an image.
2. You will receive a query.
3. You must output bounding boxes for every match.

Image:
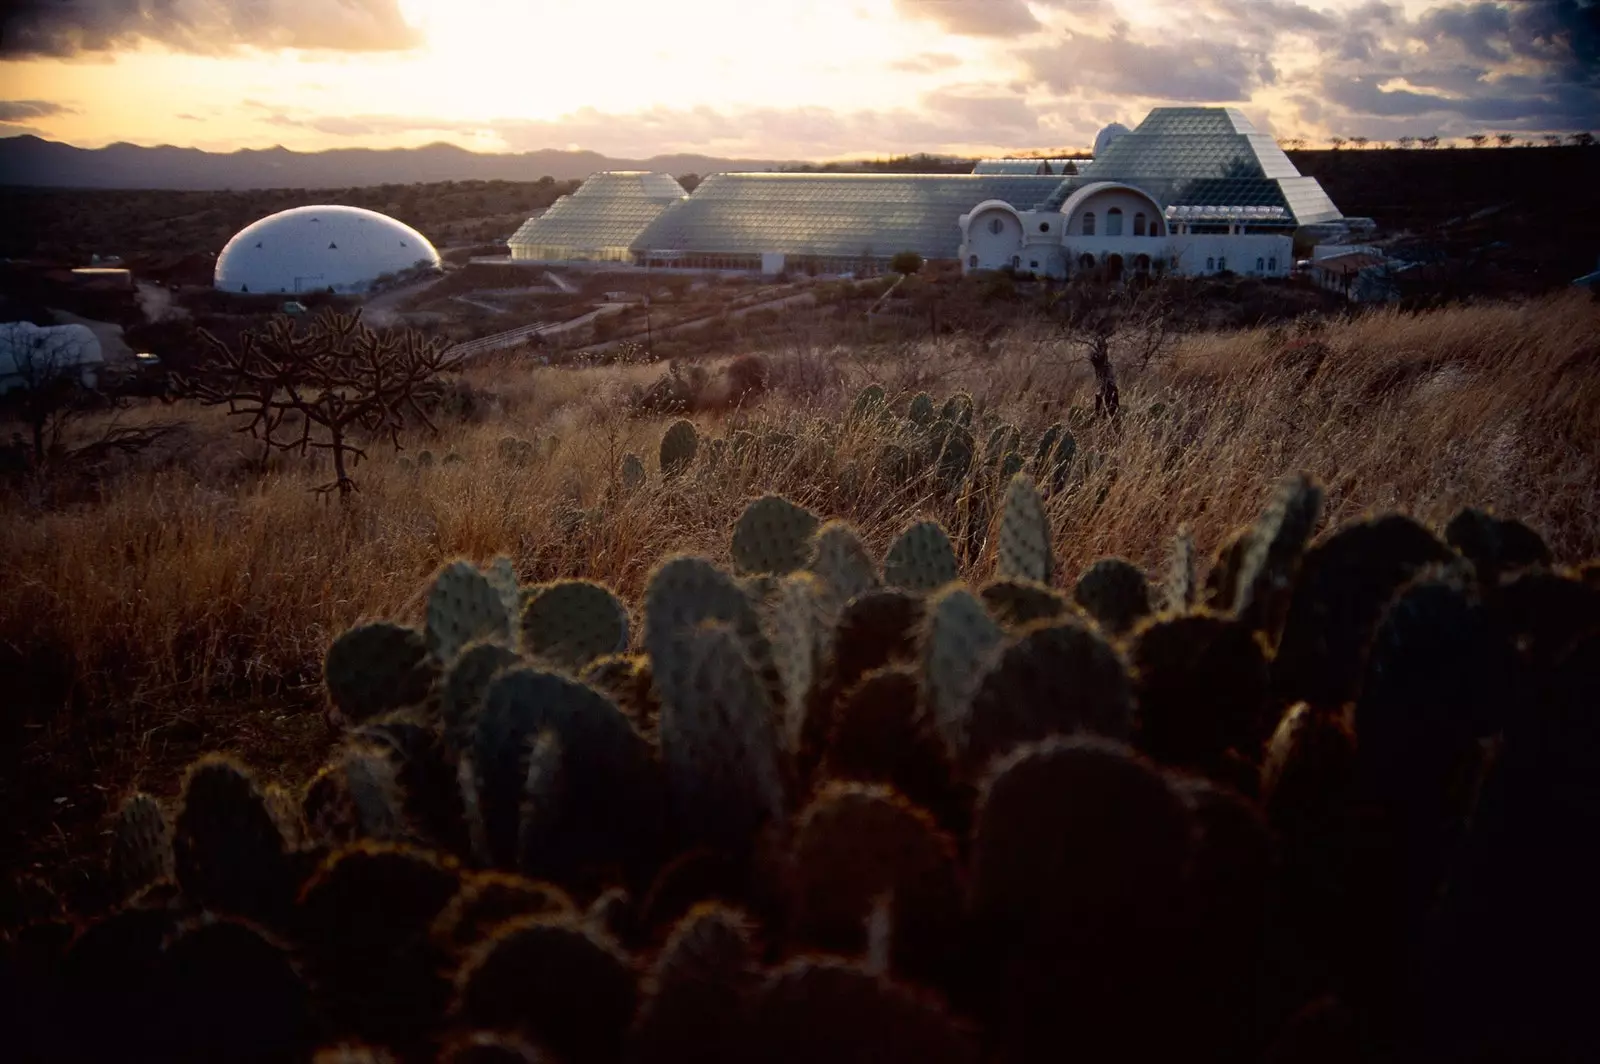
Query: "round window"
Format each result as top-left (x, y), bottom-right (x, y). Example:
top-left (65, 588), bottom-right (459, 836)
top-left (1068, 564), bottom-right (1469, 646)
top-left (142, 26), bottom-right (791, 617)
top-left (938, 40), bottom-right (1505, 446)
top-left (1039, 222), bottom-right (1050, 233)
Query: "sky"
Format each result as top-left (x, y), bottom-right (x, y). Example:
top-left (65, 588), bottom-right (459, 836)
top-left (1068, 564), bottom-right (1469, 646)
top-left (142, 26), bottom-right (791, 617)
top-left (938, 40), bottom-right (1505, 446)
top-left (0, 0), bottom-right (1595, 159)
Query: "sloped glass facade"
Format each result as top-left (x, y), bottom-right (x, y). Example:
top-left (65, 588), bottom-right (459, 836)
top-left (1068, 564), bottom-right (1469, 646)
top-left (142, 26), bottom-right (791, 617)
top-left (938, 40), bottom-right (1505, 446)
top-left (630, 173), bottom-right (1065, 264)
top-left (1038, 107), bottom-right (1343, 227)
top-left (508, 172), bottom-right (687, 262)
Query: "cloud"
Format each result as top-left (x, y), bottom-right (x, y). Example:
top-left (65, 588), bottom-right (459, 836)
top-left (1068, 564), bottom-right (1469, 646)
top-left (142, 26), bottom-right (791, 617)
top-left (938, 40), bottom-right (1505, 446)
top-left (891, 0), bottom-right (1041, 37)
top-left (0, 99), bottom-right (75, 122)
top-left (1021, 22), bottom-right (1267, 101)
top-left (889, 52), bottom-right (963, 73)
top-left (1, 0), bottom-right (423, 58)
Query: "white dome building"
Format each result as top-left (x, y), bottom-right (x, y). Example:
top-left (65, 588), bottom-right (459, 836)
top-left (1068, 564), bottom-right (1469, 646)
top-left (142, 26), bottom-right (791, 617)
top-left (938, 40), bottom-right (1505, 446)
top-left (214, 205), bottom-right (441, 296)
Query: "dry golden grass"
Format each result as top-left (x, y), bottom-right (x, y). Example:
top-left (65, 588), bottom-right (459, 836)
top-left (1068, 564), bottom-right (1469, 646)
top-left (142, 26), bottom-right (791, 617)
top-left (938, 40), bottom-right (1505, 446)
top-left (3, 292), bottom-right (1598, 902)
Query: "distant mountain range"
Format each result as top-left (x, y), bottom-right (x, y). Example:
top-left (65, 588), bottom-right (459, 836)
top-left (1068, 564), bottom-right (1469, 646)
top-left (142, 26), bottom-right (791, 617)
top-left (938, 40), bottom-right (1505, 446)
top-left (0, 135), bottom-right (801, 190)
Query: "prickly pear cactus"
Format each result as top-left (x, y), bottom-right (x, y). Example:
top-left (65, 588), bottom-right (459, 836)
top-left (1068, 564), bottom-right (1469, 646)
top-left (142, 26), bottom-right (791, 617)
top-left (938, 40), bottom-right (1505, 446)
top-left (923, 586), bottom-right (1004, 750)
top-left (985, 423), bottom-right (1021, 466)
top-left (474, 666), bottom-right (661, 878)
top-left (940, 392), bottom-right (974, 426)
top-left (660, 419), bottom-right (699, 477)
top-left (980, 578), bottom-right (1069, 629)
top-left (427, 561), bottom-right (513, 664)
top-left (302, 745), bottom-right (406, 846)
top-left (766, 572), bottom-right (827, 750)
top-left (1131, 613), bottom-right (1270, 769)
top-left (1260, 702), bottom-right (1356, 832)
top-left (453, 913), bottom-right (638, 1064)
top-left (928, 419), bottom-right (974, 488)
top-left (848, 384), bottom-right (887, 425)
top-left (621, 453), bottom-right (647, 491)
top-left (580, 653), bottom-right (660, 734)
top-left (732, 495), bottom-right (821, 575)
top-left (966, 618), bottom-right (1134, 767)
top-left (875, 442), bottom-right (913, 488)
top-left (1235, 472), bottom-right (1323, 631)
top-left (658, 621), bottom-right (790, 851)
top-left (808, 521), bottom-right (880, 613)
top-left (789, 782), bottom-right (961, 978)
top-left (432, 871), bottom-right (576, 956)
top-left (441, 641), bottom-right (521, 753)
top-left (1033, 423), bottom-right (1065, 469)
top-left (325, 622), bottom-right (438, 726)
top-left (109, 793), bottom-right (172, 900)
top-left (1162, 527), bottom-right (1198, 612)
top-left (519, 579), bottom-right (630, 673)
top-left (172, 755), bottom-right (291, 918)
top-left (1073, 558), bottom-right (1153, 635)
top-left (997, 474), bottom-right (1053, 585)
top-left (484, 557), bottom-right (522, 622)
top-left (633, 902), bottom-right (759, 1064)
top-left (644, 556), bottom-right (781, 720)
top-left (1445, 506), bottom-right (1552, 582)
top-left (907, 393), bottom-right (936, 427)
top-left (885, 520), bottom-right (959, 592)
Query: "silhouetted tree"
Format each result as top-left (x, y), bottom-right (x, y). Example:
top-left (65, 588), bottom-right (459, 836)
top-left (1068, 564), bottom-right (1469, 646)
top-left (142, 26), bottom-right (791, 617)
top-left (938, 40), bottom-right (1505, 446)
top-left (1329, 136), bottom-right (1347, 150)
top-left (889, 251), bottom-right (924, 276)
top-left (1420, 135), bottom-right (1441, 149)
top-left (1468, 134), bottom-right (1488, 147)
top-left (1351, 136), bottom-right (1370, 149)
top-left (1495, 133), bottom-right (1515, 147)
top-left (1543, 134), bottom-right (1563, 147)
top-left (180, 310), bottom-right (456, 497)
top-left (1398, 136), bottom-right (1417, 149)
top-left (1572, 132), bottom-right (1596, 147)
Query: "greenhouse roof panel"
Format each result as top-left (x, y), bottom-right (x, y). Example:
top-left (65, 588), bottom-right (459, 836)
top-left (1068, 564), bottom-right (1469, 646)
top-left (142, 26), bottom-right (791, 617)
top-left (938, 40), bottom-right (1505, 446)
top-left (507, 171), bottom-right (688, 252)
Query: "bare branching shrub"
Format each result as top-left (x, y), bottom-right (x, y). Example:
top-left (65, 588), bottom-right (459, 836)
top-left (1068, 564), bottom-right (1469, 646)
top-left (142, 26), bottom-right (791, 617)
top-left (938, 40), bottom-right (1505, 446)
top-left (180, 310), bottom-right (455, 496)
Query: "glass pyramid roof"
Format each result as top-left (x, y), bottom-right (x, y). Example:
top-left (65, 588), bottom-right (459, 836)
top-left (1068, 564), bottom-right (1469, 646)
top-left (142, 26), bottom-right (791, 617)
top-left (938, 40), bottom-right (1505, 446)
top-left (508, 171), bottom-right (687, 252)
top-left (631, 173), bottom-right (1066, 260)
top-left (1036, 107), bottom-right (1342, 226)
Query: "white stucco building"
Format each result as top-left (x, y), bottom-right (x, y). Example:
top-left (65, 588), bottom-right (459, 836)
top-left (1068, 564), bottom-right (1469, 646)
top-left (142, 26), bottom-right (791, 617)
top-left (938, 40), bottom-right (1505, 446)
top-left (958, 108), bottom-right (1346, 281)
top-left (214, 205), bottom-right (442, 296)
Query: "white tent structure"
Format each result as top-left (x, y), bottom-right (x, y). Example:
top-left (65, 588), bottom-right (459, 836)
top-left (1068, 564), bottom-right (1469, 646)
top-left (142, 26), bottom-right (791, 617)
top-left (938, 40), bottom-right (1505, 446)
top-left (214, 205), bottom-right (441, 296)
top-left (0, 322), bottom-right (104, 395)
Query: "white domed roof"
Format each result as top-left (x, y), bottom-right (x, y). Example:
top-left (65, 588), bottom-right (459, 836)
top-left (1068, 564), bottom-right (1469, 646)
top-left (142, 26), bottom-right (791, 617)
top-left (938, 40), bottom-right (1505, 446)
top-left (214, 205), bottom-right (441, 296)
top-left (1093, 122), bottom-right (1131, 158)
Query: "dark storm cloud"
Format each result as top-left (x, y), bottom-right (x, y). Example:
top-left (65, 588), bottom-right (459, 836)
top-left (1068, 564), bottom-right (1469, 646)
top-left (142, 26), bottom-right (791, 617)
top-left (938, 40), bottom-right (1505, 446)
top-left (0, 0), bottom-right (423, 58)
top-left (891, 0), bottom-right (1042, 38)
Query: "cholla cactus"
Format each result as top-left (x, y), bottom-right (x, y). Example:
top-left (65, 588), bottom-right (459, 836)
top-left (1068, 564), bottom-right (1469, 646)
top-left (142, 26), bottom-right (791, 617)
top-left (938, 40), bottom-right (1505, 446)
top-left (427, 561), bottom-right (514, 664)
top-left (996, 474), bottom-right (1052, 585)
top-left (885, 520), bottom-right (959, 592)
top-left (519, 579), bottom-right (630, 673)
top-left (660, 419), bottom-right (699, 477)
top-left (732, 495), bottom-right (821, 575)
top-left (324, 622), bottom-right (438, 726)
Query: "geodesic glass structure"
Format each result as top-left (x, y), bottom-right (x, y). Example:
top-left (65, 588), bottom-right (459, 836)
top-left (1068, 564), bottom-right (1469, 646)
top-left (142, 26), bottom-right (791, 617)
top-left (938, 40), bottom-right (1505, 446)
top-left (1039, 108), bottom-right (1343, 228)
top-left (507, 172), bottom-right (687, 263)
top-left (629, 173), bottom-right (1067, 268)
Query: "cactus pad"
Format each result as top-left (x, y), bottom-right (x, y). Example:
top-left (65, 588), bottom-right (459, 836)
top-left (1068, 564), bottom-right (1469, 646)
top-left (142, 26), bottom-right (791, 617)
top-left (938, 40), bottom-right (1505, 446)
top-left (1131, 613), bottom-right (1270, 768)
top-left (923, 585), bottom-right (1004, 749)
top-left (996, 474), bottom-right (1053, 585)
top-left (885, 520), bottom-right (959, 592)
top-left (1235, 472), bottom-right (1324, 630)
top-left (108, 793), bottom-right (172, 901)
top-left (732, 495), bottom-right (821, 575)
top-left (441, 641), bottom-right (521, 753)
top-left (966, 617), bottom-right (1134, 767)
top-left (979, 578), bottom-right (1069, 628)
top-left (1445, 506), bottom-right (1552, 582)
top-left (660, 419), bottom-right (699, 477)
top-left (427, 561), bottom-right (514, 664)
top-left (621, 452), bottom-right (647, 491)
top-left (940, 392), bottom-right (974, 426)
top-left (907, 393), bottom-right (936, 426)
top-left (1162, 527), bottom-right (1198, 612)
top-left (808, 520), bottom-right (880, 612)
top-left (632, 903), bottom-right (759, 1064)
top-left (1073, 557), bottom-right (1153, 635)
top-left (172, 755), bottom-right (292, 919)
top-left (644, 555), bottom-right (781, 720)
top-left (324, 622), bottom-right (437, 726)
top-left (519, 579), bottom-right (630, 672)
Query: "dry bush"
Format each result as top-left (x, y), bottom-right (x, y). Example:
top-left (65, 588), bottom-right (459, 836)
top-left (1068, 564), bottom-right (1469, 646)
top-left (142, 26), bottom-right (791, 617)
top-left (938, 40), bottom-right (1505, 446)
top-left (3, 293), bottom-right (1597, 895)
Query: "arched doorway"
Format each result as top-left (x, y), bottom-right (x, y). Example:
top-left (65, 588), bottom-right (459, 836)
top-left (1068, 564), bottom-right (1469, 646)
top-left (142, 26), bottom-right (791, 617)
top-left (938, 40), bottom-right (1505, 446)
top-left (1134, 253), bottom-right (1151, 275)
top-left (1078, 253), bottom-right (1096, 274)
top-left (1106, 253), bottom-right (1124, 283)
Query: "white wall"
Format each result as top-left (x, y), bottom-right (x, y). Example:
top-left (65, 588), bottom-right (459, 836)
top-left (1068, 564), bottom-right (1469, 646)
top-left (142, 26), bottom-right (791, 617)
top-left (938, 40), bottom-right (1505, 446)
top-left (1065, 188), bottom-right (1164, 237)
top-left (962, 205), bottom-right (1027, 271)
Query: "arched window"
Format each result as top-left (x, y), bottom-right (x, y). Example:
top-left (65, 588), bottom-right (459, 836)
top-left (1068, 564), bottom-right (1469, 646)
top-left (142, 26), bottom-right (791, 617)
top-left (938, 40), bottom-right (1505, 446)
top-left (1011, 256), bottom-right (1021, 269)
top-left (1133, 212), bottom-right (1147, 236)
top-left (1206, 257), bottom-right (1215, 271)
top-left (1079, 253), bottom-right (1096, 271)
top-left (969, 255), bottom-right (978, 268)
top-left (988, 216), bottom-right (1004, 235)
top-left (1268, 256), bottom-right (1277, 271)
top-left (1107, 207), bottom-right (1124, 237)
top-left (1257, 257), bottom-right (1265, 273)
top-left (1218, 256), bottom-right (1227, 272)
top-left (1082, 211), bottom-right (1096, 236)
